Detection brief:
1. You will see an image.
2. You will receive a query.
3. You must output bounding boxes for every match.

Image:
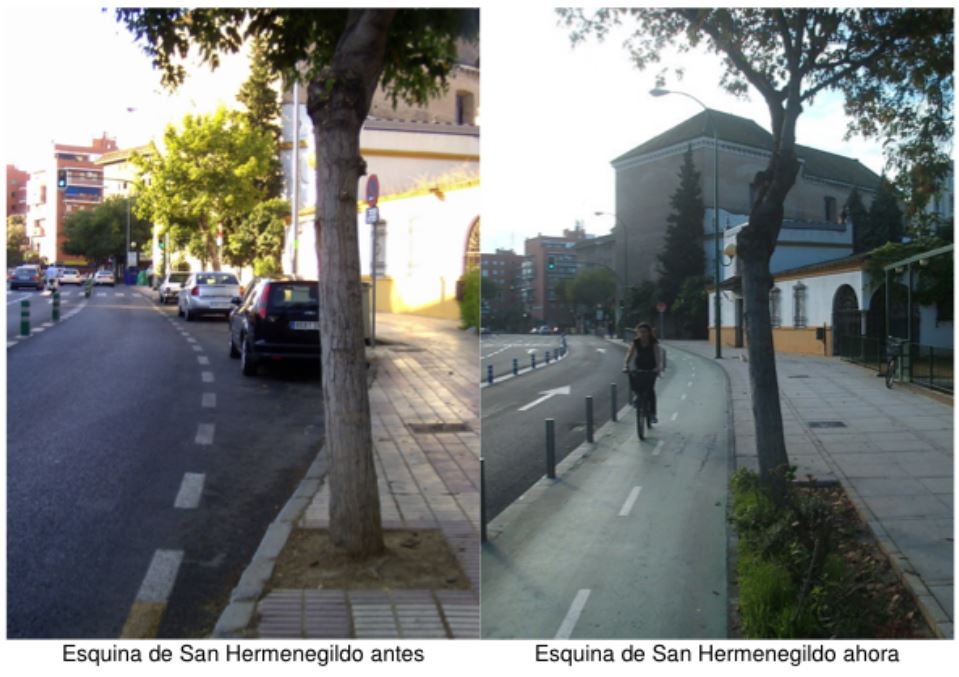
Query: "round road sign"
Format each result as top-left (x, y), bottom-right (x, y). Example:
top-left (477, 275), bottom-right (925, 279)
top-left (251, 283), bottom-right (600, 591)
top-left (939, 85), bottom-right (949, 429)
top-left (366, 174), bottom-right (379, 207)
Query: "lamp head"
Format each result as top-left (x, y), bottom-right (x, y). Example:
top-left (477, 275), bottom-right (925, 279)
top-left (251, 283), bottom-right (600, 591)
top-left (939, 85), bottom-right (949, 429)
top-left (649, 88), bottom-right (670, 97)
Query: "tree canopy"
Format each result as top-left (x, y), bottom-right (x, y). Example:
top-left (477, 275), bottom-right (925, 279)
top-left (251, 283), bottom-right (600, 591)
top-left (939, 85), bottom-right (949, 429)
top-left (62, 197), bottom-right (152, 266)
top-left (131, 106), bottom-right (276, 271)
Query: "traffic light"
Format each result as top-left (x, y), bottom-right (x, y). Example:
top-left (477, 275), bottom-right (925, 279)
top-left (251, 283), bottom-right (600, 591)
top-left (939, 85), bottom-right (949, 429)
top-left (547, 256), bottom-right (556, 270)
top-left (57, 169), bottom-right (67, 189)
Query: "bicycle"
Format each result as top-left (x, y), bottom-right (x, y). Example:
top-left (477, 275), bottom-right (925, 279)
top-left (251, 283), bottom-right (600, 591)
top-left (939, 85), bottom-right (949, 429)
top-left (627, 368), bottom-right (657, 440)
top-left (885, 336), bottom-right (905, 389)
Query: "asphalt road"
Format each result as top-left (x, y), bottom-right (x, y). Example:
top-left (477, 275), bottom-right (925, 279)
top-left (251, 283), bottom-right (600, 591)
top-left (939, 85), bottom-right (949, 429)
top-left (482, 345), bottom-right (730, 639)
top-left (7, 285), bottom-right (325, 638)
top-left (481, 334), bottom-right (637, 519)
top-left (481, 333), bottom-right (567, 379)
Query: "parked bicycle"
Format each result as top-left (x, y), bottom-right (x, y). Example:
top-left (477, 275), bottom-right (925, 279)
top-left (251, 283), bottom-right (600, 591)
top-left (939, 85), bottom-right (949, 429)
top-left (628, 368), bottom-right (657, 440)
top-left (884, 336), bottom-right (906, 389)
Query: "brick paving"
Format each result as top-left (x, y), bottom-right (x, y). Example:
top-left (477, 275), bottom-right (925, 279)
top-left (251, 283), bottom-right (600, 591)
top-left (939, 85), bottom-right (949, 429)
top-left (214, 312), bottom-right (479, 639)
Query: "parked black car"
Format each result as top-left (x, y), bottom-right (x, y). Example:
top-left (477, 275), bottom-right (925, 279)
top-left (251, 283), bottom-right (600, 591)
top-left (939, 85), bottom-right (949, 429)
top-left (228, 278), bottom-right (321, 376)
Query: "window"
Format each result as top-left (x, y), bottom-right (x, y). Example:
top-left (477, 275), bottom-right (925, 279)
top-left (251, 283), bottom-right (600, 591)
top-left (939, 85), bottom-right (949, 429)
top-left (824, 196), bottom-right (837, 222)
top-left (769, 287), bottom-right (781, 328)
top-left (792, 282), bottom-right (807, 328)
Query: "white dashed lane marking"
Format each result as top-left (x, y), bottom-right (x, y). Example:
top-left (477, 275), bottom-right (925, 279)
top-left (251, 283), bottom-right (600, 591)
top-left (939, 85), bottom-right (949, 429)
top-left (618, 486), bottom-right (643, 517)
top-left (201, 371), bottom-right (215, 383)
top-left (670, 412), bottom-right (678, 422)
top-left (194, 423), bottom-right (215, 445)
top-left (653, 440), bottom-right (664, 456)
top-left (555, 589), bottom-right (591, 639)
top-left (201, 393), bottom-right (217, 409)
top-left (197, 356), bottom-right (210, 365)
top-left (135, 549), bottom-right (183, 603)
top-left (174, 473), bottom-right (205, 509)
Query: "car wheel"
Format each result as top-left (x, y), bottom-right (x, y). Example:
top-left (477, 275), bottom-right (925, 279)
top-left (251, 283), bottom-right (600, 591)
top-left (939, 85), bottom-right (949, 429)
top-left (240, 336), bottom-right (257, 376)
top-left (229, 332), bottom-right (240, 359)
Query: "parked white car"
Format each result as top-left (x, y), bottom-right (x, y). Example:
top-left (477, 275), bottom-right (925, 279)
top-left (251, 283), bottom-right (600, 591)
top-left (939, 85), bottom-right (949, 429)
top-left (60, 268), bottom-right (82, 285)
top-left (93, 269), bottom-right (116, 286)
top-left (178, 271), bottom-right (241, 321)
top-left (157, 272), bottom-right (190, 304)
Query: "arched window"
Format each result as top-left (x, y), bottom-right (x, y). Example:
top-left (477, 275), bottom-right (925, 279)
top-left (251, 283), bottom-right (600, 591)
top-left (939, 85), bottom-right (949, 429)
top-left (793, 282), bottom-right (807, 328)
top-left (769, 286), bottom-right (781, 328)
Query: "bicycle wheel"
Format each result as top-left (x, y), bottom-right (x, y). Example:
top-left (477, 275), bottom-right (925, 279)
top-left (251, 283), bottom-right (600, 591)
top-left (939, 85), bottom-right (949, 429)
top-left (636, 394), bottom-right (646, 440)
top-left (885, 357), bottom-right (896, 388)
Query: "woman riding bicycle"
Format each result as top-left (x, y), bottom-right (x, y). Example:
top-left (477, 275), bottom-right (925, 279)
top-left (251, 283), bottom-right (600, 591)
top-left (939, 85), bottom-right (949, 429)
top-left (623, 322), bottom-right (664, 423)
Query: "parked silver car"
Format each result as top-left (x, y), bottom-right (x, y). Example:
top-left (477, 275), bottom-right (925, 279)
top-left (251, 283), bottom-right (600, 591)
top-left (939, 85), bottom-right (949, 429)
top-left (93, 269), bottom-right (116, 286)
top-left (178, 271), bottom-right (241, 321)
top-left (157, 271), bottom-right (190, 304)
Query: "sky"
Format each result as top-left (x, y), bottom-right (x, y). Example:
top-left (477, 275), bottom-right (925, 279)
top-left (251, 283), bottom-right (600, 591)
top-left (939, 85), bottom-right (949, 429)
top-left (1, 5), bottom-right (251, 174)
top-left (1, 4), bottom-right (896, 254)
top-left (481, 5), bottom-right (888, 253)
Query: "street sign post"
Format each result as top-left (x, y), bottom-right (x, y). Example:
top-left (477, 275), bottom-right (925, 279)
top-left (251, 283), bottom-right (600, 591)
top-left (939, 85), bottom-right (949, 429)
top-left (656, 302), bottom-right (667, 339)
top-left (366, 175), bottom-right (381, 348)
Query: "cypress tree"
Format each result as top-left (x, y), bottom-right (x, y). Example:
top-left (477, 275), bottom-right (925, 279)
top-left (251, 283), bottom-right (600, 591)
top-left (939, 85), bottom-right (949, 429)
top-left (657, 145), bottom-right (706, 309)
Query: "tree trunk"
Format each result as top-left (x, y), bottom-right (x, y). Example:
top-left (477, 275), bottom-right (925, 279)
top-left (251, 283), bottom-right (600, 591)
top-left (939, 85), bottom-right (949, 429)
top-left (738, 126), bottom-right (801, 503)
top-left (306, 9), bottom-right (396, 558)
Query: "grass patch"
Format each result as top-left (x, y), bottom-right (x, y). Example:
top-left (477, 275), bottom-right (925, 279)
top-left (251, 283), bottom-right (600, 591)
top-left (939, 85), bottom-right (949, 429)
top-left (730, 467), bottom-right (930, 639)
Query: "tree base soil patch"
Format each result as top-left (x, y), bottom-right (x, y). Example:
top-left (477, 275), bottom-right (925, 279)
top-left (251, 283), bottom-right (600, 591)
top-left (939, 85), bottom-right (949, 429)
top-left (269, 529), bottom-right (470, 591)
top-left (732, 468), bottom-right (934, 638)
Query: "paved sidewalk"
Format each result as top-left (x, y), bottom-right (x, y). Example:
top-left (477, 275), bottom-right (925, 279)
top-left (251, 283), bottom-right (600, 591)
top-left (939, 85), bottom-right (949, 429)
top-left (667, 340), bottom-right (953, 639)
top-left (213, 312), bottom-right (480, 639)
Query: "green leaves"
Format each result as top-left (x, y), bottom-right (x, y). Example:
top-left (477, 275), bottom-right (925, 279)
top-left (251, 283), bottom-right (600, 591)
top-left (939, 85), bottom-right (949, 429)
top-left (118, 9), bottom-right (477, 110)
top-left (132, 106), bottom-right (276, 270)
top-left (62, 196), bottom-right (152, 265)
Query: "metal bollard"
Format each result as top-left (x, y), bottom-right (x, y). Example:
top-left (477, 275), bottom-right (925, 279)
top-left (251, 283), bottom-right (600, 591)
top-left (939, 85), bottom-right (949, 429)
top-left (487, 364), bottom-right (493, 385)
top-left (52, 291), bottom-right (60, 322)
top-left (512, 358), bottom-right (519, 376)
top-left (545, 418), bottom-right (556, 479)
top-left (20, 299), bottom-right (30, 336)
top-left (531, 354), bottom-right (537, 369)
top-left (545, 350), bottom-right (551, 364)
top-left (480, 457), bottom-right (487, 543)
top-left (586, 396), bottom-right (594, 443)
top-left (611, 383), bottom-right (618, 422)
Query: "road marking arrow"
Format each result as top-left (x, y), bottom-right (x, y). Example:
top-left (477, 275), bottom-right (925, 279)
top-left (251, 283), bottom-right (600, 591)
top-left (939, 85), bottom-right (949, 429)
top-left (518, 385), bottom-right (571, 412)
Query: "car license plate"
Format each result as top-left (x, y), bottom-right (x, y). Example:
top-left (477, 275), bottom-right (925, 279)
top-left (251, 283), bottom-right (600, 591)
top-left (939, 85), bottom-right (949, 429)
top-left (291, 321), bottom-right (319, 330)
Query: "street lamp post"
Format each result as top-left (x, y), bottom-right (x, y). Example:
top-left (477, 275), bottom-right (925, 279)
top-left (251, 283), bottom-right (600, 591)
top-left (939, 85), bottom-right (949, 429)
top-left (650, 88), bottom-right (722, 359)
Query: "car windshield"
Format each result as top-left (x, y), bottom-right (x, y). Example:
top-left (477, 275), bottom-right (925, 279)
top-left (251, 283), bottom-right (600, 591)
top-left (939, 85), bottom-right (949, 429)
top-left (65, 269), bottom-right (78, 275)
top-left (169, 273), bottom-right (189, 283)
top-left (268, 283), bottom-right (318, 308)
top-left (15, 268), bottom-right (35, 276)
top-left (196, 273), bottom-right (238, 285)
